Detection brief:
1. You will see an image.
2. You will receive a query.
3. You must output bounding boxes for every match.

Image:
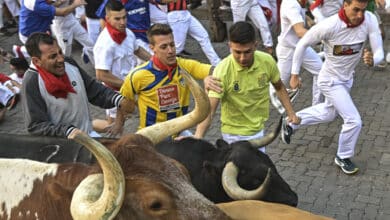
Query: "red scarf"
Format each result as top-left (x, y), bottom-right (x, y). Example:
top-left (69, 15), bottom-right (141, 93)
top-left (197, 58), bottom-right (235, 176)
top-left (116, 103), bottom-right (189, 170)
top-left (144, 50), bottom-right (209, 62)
top-left (309, 0), bottom-right (323, 11)
top-left (152, 55), bottom-right (177, 80)
top-left (35, 65), bottom-right (76, 99)
top-left (338, 8), bottom-right (364, 28)
top-left (105, 21), bottom-right (127, 44)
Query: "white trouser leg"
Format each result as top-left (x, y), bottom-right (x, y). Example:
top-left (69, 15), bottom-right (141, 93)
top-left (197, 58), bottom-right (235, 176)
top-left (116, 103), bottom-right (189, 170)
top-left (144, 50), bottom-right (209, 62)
top-left (52, 21), bottom-right (73, 57)
top-left (167, 11), bottom-right (191, 53)
top-left (231, 0), bottom-right (251, 22)
top-left (292, 79), bottom-right (361, 158)
top-left (149, 3), bottom-right (168, 24)
top-left (301, 46), bottom-right (323, 105)
top-left (247, 1), bottom-right (273, 47)
top-left (188, 15), bottom-right (220, 66)
top-left (276, 45), bottom-right (323, 105)
top-left (4, 0), bottom-right (19, 17)
top-left (73, 22), bottom-right (95, 64)
top-left (320, 79), bottom-right (361, 159)
top-left (85, 17), bottom-right (101, 44)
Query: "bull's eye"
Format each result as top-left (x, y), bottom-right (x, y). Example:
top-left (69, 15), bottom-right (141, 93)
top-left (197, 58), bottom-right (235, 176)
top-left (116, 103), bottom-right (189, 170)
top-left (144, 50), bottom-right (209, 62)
top-left (150, 200), bottom-right (163, 210)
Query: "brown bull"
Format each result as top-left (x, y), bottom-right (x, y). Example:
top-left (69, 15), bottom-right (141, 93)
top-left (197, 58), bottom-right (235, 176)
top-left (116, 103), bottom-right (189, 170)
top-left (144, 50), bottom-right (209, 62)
top-left (0, 71), bottom-right (231, 220)
top-left (217, 200), bottom-right (334, 220)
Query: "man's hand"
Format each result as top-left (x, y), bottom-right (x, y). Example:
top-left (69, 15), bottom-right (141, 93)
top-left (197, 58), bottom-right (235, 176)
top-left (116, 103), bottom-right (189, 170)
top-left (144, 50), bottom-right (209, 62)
top-left (67, 128), bottom-right (84, 139)
top-left (106, 121), bottom-right (123, 138)
top-left (289, 74), bottom-right (301, 89)
top-left (363, 48), bottom-right (373, 67)
top-left (286, 114), bottom-right (301, 125)
top-left (204, 76), bottom-right (222, 93)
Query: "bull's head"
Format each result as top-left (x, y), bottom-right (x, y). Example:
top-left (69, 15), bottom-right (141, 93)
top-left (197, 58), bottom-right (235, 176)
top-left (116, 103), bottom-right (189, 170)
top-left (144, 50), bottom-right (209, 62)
top-left (68, 71), bottom-right (226, 219)
top-left (221, 117), bottom-right (289, 201)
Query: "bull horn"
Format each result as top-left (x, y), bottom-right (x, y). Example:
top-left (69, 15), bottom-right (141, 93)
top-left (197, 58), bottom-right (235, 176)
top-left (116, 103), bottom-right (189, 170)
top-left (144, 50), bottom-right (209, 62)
top-left (136, 69), bottom-right (210, 145)
top-left (247, 116), bottom-right (282, 148)
top-left (70, 132), bottom-right (125, 220)
top-left (221, 161), bottom-right (271, 200)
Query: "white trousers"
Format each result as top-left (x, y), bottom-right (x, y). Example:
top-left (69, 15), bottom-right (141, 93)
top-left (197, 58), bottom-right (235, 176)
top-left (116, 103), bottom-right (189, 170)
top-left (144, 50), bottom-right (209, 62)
top-left (276, 44), bottom-right (323, 105)
top-left (167, 10), bottom-right (220, 66)
top-left (149, 3), bottom-right (168, 24)
top-left (85, 17), bottom-right (101, 44)
top-left (222, 129), bottom-right (266, 153)
top-left (4, 0), bottom-right (19, 17)
top-left (231, 0), bottom-right (273, 47)
top-left (52, 16), bottom-right (94, 64)
top-left (290, 78), bottom-right (362, 159)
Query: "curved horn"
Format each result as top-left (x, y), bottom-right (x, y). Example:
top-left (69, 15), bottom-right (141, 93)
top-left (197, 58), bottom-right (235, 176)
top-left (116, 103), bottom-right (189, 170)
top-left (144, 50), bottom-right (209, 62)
top-left (248, 116), bottom-right (283, 148)
top-left (221, 161), bottom-right (271, 200)
top-left (70, 132), bottom-right (125, 220)
top-left (136, 69), bottom-right (210, 144)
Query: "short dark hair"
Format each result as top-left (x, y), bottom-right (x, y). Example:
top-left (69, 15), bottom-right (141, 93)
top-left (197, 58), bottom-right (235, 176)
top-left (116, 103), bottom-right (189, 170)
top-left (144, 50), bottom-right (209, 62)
top-left (25, 32), bottom-right (57, 58)
top-left (10, 58), bottom-right (29, 71)
top-left (105, 0), bottom-right (124, 14)
top-left (147, 23), bottom-right (173, 45)
top-left (229, 21), bottom-right (256, 44)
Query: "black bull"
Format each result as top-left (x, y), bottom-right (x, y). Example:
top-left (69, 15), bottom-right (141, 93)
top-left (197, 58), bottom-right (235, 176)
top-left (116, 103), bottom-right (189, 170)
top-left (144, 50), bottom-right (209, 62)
top-left (155, 119), bottom-right (298, 207)
top-left (0, 119), bottom-right (297, 207)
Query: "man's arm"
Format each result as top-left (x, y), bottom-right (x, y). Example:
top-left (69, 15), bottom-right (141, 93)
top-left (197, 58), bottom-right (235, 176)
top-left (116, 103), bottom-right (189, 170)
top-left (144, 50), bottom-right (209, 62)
top-left (109, 97), bottom-right (136, 136)
top-left (55, 0), bottom-right (87, 16)
top-left (272, 80), bottom-right (300, 125)
top-left (134, 47), bottom-right (152, 62)
top-left (95, 69), bottom-right (124, 89)
top-left (292, 22), bottom-right (307, 38)
top-left (194, 97), bottom-right (220, 138)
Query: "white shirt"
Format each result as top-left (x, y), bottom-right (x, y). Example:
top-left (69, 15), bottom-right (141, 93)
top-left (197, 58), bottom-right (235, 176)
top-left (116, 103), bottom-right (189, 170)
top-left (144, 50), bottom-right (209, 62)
top-left (9, 73), bottom-right (23, 85)
top-left (94, 28), bottom-right (139, 80)
top-left (277, 0), bottom-right (306, 48)
top-left (292, 11), bottom-right (383, 82)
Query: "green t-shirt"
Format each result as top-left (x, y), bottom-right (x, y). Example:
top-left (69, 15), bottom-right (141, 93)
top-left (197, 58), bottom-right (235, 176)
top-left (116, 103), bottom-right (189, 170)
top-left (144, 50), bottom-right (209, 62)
top-left (209, 51), bottom-right (280, 135)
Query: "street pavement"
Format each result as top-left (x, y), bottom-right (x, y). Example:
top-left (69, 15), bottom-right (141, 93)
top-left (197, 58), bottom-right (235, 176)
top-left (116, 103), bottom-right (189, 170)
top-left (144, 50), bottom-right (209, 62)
top-left (0, 16), bottom-right (390, 220)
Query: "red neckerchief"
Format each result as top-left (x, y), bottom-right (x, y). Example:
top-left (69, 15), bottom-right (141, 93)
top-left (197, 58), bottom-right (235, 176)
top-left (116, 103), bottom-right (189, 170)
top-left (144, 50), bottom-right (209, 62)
top-left (35, 65), bottom-right (76, 99)
top-left (0, 73), bottom-right (11, 83)
top-left (152, 55), bottom-right (177, 80)
top-left (121, 0), bottom-right (128, 4)
top-left (338, 8), bottom-right (364, 28)
top-left (309, 0), bottom-right (323, 11)
top-left (105, 21), bottom-right (127, 44)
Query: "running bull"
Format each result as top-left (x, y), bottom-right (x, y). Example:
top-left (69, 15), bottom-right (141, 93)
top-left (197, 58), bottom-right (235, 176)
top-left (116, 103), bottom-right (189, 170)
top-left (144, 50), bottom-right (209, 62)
top-left (0, 72), bottom-right (230, 220)
top-left (155, 117), bottom-right (298, 207)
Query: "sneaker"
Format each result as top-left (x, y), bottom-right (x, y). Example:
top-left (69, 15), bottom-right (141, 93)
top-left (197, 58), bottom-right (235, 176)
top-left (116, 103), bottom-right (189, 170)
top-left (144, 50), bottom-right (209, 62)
top-left (280, 118), bottom-right (293, 144)
top-left (334, 156), bottom-right (359, 174)
top-left (386, 52), bottom-right (390, 64)
top-left (374, 60), bottom-right (386, 71)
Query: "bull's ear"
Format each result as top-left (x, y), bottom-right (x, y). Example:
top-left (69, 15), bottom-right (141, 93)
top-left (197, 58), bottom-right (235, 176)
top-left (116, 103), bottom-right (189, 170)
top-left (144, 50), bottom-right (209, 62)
top-left (215, 139), bottom-right (229, 149)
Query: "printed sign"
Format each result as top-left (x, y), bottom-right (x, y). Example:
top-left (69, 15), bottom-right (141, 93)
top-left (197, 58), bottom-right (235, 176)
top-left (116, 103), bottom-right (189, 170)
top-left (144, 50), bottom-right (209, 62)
top-left (157, 84), bottom-right (180, 112)
top-left (333, 42), bottom-right (364, 56)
